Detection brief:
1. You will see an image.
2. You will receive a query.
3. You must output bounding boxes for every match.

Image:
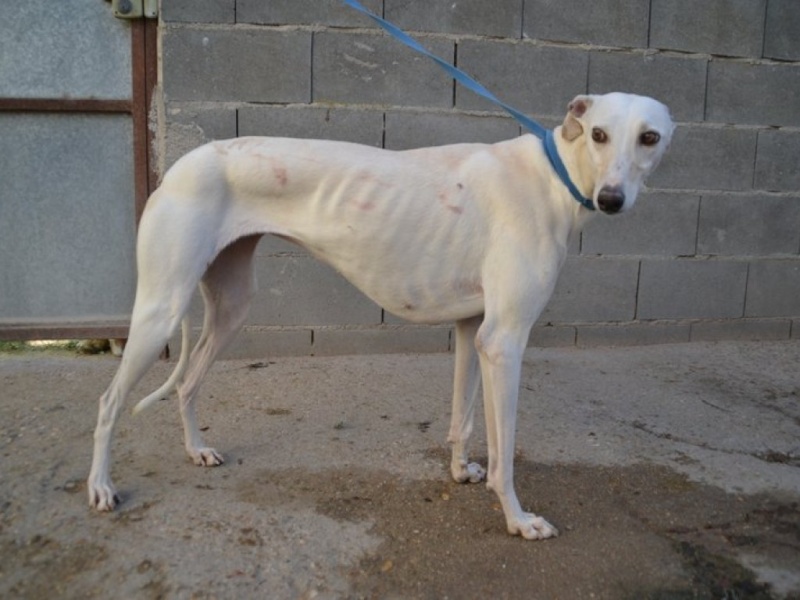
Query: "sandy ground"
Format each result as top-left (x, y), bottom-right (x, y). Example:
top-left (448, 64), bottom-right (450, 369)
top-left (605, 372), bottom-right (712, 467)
top-left (1, 340), bottom-right (799, 599)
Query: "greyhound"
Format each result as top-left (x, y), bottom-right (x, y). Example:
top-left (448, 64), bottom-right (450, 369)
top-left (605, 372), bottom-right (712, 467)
top-left (88, 92), bottom-right (674, 540)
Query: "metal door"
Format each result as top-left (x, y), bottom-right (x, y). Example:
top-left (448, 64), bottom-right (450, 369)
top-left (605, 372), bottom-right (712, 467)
top-left (0, 0), bottom-right (156, 340)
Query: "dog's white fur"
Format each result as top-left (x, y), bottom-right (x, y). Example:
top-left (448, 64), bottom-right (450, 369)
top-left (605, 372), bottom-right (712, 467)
top-left (88, 93), bottom-right (673, 539)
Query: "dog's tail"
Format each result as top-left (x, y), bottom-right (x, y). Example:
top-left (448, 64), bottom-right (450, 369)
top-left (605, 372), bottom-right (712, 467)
top-left (132, 317), bottom-right (192, 415)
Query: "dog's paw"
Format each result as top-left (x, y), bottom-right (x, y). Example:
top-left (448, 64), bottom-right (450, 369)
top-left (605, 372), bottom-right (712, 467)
top-left (452, 460), bottom-right (487, 484)
top-left (189, 447), bottom-right (224, 467)
top-left (88, 478), bottom-right (120, 512)
top-left (508, 513), bottom-right (558, 540)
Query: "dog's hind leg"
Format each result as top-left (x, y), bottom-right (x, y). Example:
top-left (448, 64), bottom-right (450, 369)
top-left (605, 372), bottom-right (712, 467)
top-left (88, 294), bottom-right (192, 510)
top-left (177, 234), bottom-right (262, 467)
top-left (88, 195), bottom-right (218, 510)
top-left (447, 315), bottom-right (487, 484)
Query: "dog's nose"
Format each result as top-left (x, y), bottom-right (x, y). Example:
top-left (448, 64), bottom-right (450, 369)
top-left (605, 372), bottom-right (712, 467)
top-left (597, 187), bottom-right (625, 214)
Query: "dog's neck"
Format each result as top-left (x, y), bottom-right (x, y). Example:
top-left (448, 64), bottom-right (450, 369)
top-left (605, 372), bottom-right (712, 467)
top-left (550, 128), bottom-right (598, 241)
top-left (552, 126), bottom-right (595, 208)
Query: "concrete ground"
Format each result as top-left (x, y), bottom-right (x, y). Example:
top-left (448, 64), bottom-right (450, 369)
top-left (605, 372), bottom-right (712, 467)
top-left (1, 340), bottom-right (799, 599)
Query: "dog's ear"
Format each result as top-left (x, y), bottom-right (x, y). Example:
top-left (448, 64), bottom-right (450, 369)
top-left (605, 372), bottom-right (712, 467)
top-left (562, 95), bottom-right (593, 141)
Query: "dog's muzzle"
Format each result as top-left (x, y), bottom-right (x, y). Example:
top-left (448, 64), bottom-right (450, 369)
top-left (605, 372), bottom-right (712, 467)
top-left (596, 186), bottom-right (625, 214)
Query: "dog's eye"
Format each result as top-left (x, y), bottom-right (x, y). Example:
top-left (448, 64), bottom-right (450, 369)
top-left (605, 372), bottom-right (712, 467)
top-left (639, 131), bottom-right (660, 146)
top-left (591, 128), bottom-right (608, 144)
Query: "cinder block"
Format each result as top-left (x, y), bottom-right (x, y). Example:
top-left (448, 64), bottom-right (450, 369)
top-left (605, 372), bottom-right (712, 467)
top-left (219, 328), bottom-right (313, 359)
top-left (455, 40), bottom-right (588, 117)
top-left (385, 0), bottom-right (522, 38)
top-left (256, 234), bottom-right (307, 258)
top-left (581, 192), bottom-right (700, 257)
top-left (162, 105), bottom-right (236, 171)
top-left (588, 51), bottom-right (706, 122)
top-left (237, 0), bottom-right (380, 27)
top-left (161, 0), bottom-right (234, 23)
top-left (238, 105), bottom-right (383, 147)
top-left (697, 195), bottom-right (800, 256)
top-left (177, 248), bottom-right (378, 329)
top-left (577, 322), bottom-right (691, 347)
top-left (755, 129), bottom-right (800, 192)
top-left (707, 61), bottom-right (800, 127)
top-left (313, 31), bottom-right (454, 108)
top-left (764, 0), bottom-right (800, 60)
top-left (647, 125), bottom-right (756, 191)
top-left (162, 28), bottom-right (312, 102)
top-left (524, 0), bottom-right (649, 48)
top-left (638, 259), bottom-right (747, 320)
top-left (690, 319), bottom-right (791, 342)
top-left (384, 111), bottom-right (520, 150)
top-left (165, 106), bottom-right (237, 141)
top-left (649, 0), bottom-right (766, 58)
top-left (745, 259), bottom-right (800, 317)
top-left (529, 325), bottom-right (576, 347)
top-left (168, 326), bottom-right (313, 359)
top-left (312, 326), bottom-right (451, 355)
top-left (540, 257), bottom-right (640, 323)
top-left (249, 256), bottom-right (382, 326)
top-left (383, 310), bottom-right (408, 326)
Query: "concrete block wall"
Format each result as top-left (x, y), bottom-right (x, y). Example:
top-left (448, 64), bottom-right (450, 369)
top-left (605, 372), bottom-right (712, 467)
top-left (156, 0), bottom-right (800, 357)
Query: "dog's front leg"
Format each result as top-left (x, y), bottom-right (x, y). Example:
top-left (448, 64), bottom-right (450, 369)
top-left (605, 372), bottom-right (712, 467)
top-left (476, 322), bottom-right (558, 540)
top-left (447, 316), bottom-right (486, 484)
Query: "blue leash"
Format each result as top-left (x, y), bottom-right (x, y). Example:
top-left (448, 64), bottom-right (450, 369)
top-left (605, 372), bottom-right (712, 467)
top-left (341, 0), bottom-right (594, 211)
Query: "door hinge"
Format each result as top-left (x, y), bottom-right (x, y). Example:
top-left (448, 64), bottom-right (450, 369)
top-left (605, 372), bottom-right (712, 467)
top-left (111, 0), bottom-right (158, 20)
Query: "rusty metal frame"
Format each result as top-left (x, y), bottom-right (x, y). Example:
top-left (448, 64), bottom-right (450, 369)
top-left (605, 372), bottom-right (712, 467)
top-left (131, 18), bottom-right (159, 224)
top-left (0, 19), bottom-right (157, 342)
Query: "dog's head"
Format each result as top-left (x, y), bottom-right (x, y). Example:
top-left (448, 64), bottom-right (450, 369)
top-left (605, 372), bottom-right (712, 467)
top-left (561, 92), bottom-right (674, 215)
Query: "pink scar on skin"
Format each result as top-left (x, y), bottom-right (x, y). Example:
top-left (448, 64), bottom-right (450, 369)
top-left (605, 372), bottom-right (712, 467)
top-left (346, 195), bottom-right (376, 211)
top-left (356, 199), bottom-right (375, 211)
top-left (438, 190), bottom-right (464, 215)
top-left (272, 165), bottom-right (289, 187)
top-left (456, 279), bottom-right (483, 295)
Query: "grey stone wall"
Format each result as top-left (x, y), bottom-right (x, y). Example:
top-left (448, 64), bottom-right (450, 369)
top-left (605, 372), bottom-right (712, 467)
top-left (157, 0), bottom-right (800, 356)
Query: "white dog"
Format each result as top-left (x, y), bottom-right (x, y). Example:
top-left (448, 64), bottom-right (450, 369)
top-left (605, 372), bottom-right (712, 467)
top-left (88, 92), bottom-right (673, 540)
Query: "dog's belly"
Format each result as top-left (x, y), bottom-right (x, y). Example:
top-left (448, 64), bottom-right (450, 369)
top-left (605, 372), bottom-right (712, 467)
top-left (276, 197), bottom-right (488, 324)
top-left (326, 249), bottom-right (486, 324)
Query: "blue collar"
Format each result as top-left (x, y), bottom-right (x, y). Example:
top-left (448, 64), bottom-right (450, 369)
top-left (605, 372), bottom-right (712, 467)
top-left (543, 131), bottom-right (595, 210)
top-left (342, 0), bottom-right (595, 211)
